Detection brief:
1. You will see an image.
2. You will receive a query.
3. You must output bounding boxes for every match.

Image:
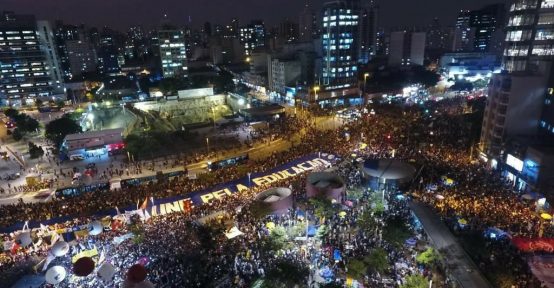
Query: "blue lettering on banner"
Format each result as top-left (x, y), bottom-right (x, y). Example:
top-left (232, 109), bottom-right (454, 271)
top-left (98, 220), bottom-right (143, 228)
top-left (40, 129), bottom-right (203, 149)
top-left (0, 153), bottom-right (334, 233)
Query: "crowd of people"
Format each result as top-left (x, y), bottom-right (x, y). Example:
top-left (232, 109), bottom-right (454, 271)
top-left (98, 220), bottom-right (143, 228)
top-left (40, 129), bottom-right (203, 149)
top-left (0, 96), bottom-right (551, 287)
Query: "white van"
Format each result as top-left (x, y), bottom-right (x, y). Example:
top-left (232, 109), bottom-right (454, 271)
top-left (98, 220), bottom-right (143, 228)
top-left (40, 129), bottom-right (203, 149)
top-left (69, 154), bottom-right (84, 161)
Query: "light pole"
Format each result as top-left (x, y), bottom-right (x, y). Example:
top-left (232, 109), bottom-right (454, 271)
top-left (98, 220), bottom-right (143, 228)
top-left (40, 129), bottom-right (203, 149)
top-left (206, 137), bottom-right (210, 153)
top-left (211, 107), bottom-right (216, 129)
top-left (87, 113), bottom-right (94, 130)
top-left (313, 86), bottom-right (320, 103)
top-left (363, 73), bottom-right (370, 105)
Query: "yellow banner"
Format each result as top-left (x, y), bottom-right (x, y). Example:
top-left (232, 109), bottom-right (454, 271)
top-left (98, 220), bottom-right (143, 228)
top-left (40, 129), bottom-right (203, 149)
top-left (71, 248), bottom-right (98, 263)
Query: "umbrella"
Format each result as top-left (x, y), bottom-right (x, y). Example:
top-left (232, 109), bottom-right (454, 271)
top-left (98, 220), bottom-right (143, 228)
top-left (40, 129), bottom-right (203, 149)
top-left (458, 218), bottom-right (468, 225)
top-left (264, 222), bottom-right (275, 231)
top-left (541, 213), bottom-right (553, 220)
top-left (51, 241), bottom-right (69, 257)
top-left (127, 264), bottom-right (147, 283)
top-left (88, 220), bottom-right (104, 236)
top-left (435, 194), bottom-right (445, 200)
top-left (46, 266), bottom-right (66, 285)
top-left (338, 211), bottom-right (347, 218)
top-left (97, 262), bottom-right (116, 282)
top-left (73, 256), bottom-right (95, 277)
top-left (15, 231), bottom-right (32, 247)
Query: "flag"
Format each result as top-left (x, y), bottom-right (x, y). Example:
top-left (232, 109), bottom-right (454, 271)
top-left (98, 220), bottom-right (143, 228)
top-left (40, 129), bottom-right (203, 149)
top-left (140, 197), bottom-right (149, 210)
top-left (10, 242), bottom-right (20, 254)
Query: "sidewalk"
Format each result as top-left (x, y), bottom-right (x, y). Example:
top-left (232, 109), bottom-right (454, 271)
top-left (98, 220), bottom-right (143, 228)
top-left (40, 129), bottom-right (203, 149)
top-left (409, 201), bottom-right (491, 288)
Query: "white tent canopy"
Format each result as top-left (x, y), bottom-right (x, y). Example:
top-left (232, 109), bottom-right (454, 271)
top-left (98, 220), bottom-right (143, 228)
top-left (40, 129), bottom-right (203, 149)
top-left (97, 262), bottom-right (116, 282)
top-left (45, 266), bottom-right (66, 285)
top-left (88, 220), bottom-right (104, 236)
top-left (51, 241), bottom-right (69, 257)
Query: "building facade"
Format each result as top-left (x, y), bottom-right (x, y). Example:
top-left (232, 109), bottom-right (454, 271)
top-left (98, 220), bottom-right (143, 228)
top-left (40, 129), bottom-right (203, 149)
top-left (480, 0), bottom-right (554, 196)
top-left (321, 0), bottom-right (361, 90)
top-left (158, 28), bottom-right (188, 78)
top-left (358, 1), bottom-right (378, 64)
top-left (240, 20), bottom-right (266, 56)
top-left (268, 57), bottom-right (302, 96)
top-left (388, 31), bottom-right (426, 66)
top-left (453, 4), bottom-right (506, 53)
top-left (0, 12), bottom-right (64, 105)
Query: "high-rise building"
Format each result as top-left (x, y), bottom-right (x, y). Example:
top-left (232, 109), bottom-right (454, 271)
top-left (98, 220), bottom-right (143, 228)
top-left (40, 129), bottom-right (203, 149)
top-left (240, 20), bottom-right (266, 56)
top-left (358, 1), bottom-right (378, 63)
top-left (426, 18), bottom-right (454, 51)
top-left (321, 0), bottom-right (361, 90)
top-left (388, 31), bottom-right (426, 66)
top-left (453, 4), bottom-right (506, 53)
top-left (279, 19), bottom-right (299, 43)
top-left (65, 39), bottom-right (97, 78)
top-left (480, 0), bottom-right (554, 194)
top-left (158, 27), bottom-right (187, 78)
top-left (299, 0), bottom-right (318, 42)
top-left (54, 22), bottom-right (82, 80)
top-left (0, 11), bottom-right (64, 105)
top-left (36, 21), bottom-right (64, 88)
top-left (97, 29), bottom-right (121, 74)
top-left (54, 22), bottom-right (97, 80)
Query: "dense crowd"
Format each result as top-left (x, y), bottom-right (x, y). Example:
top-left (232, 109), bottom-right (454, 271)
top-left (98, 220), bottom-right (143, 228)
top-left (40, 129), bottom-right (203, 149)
top-left (0, 97), bottom-right (551, 287)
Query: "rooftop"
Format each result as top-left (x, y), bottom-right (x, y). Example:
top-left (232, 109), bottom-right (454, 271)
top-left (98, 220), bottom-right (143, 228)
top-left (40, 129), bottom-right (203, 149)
top-left (64, 128), bottom-right (124, 142)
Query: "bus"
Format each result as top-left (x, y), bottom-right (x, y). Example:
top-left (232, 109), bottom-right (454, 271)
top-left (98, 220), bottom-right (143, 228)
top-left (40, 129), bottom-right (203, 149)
top-left (55, 182), bottom-right (110, 199)
top-left (119, 170), bottom-right (185, 188)
top-left (207, 154), bottom-right (249, 171)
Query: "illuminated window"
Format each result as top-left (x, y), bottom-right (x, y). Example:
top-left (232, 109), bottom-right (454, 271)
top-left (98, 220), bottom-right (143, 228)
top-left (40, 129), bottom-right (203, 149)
top-left (536, 29), bottom-right (554, 40)
top-left (539, 13), bottom-right (554, 24)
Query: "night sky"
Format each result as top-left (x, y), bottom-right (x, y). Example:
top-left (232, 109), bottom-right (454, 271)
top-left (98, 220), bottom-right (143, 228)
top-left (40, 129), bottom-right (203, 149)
top-left (1, 0), bottom-right (507, 30)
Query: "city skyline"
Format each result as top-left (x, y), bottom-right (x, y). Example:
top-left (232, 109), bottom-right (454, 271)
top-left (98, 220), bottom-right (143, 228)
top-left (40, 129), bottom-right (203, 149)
top-left (2, 0), bottom-right (507, 30)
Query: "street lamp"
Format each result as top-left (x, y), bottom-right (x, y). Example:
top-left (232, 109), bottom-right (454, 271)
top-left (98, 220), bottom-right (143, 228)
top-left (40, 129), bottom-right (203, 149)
top-left (211, 107), bottom-right (216, 129)
top-left (363, 73), bottom-right (370, 104)
top-left (87, 113), bottom-right (94, 130)
top-left (313, 86), bottom-right (320, 102)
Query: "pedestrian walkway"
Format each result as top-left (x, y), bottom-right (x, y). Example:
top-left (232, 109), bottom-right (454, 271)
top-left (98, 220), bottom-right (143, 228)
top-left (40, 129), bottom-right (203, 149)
top-left (409, 201), bottom-right (491, 288)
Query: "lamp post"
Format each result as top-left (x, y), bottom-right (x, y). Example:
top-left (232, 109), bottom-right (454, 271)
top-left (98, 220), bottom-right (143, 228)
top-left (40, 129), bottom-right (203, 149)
top-left (363, 73), bottom-right (370, 105)
top-left (206, 137), bottom-right (210, 153)
top-left (313, 86), bottom-right (320, 103)
top-left (211, 107), bottom-right (216, 129)
top-left (87, 113), bottom-right (94, 130)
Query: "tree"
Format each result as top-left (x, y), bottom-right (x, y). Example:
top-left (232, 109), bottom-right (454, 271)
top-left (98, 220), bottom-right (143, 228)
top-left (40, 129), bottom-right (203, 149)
top-left (309, 196), bottom-right (337, 221)
top-left (45, 116), bottom-right (81, 148)
top-left (268, 225), bottom-right (288, 251)
top-left (316, 224), bottom-right (329, 239)
top-left (382, 217), bottom-right (412, 247)
top-left (3, 108), bottom-right (18, 118)
top-left (28, 142), bottom-right (44, 159)
top-left (346, 258), bottom-right (367, 280)
top-left (264, 258), bottom-right (309, 288)
top-left (400, 274), bottom-right (428, 288)
top-left (416, 248), bottom-right (441, 267)
top-left (248, 201), bottom-right (272, 220)
top-left (357, 209), bottom-right (377, 232)
top-left (55, 99), bottom-right (65, 109)
top-left (14, 114), bottom-right (39, 133)
top-left (11, 128), bottom-right (23, 141)
top-left (34, 99), bottom-right (43, 109)
top-left (365, 248), bottom-right (389, 274)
